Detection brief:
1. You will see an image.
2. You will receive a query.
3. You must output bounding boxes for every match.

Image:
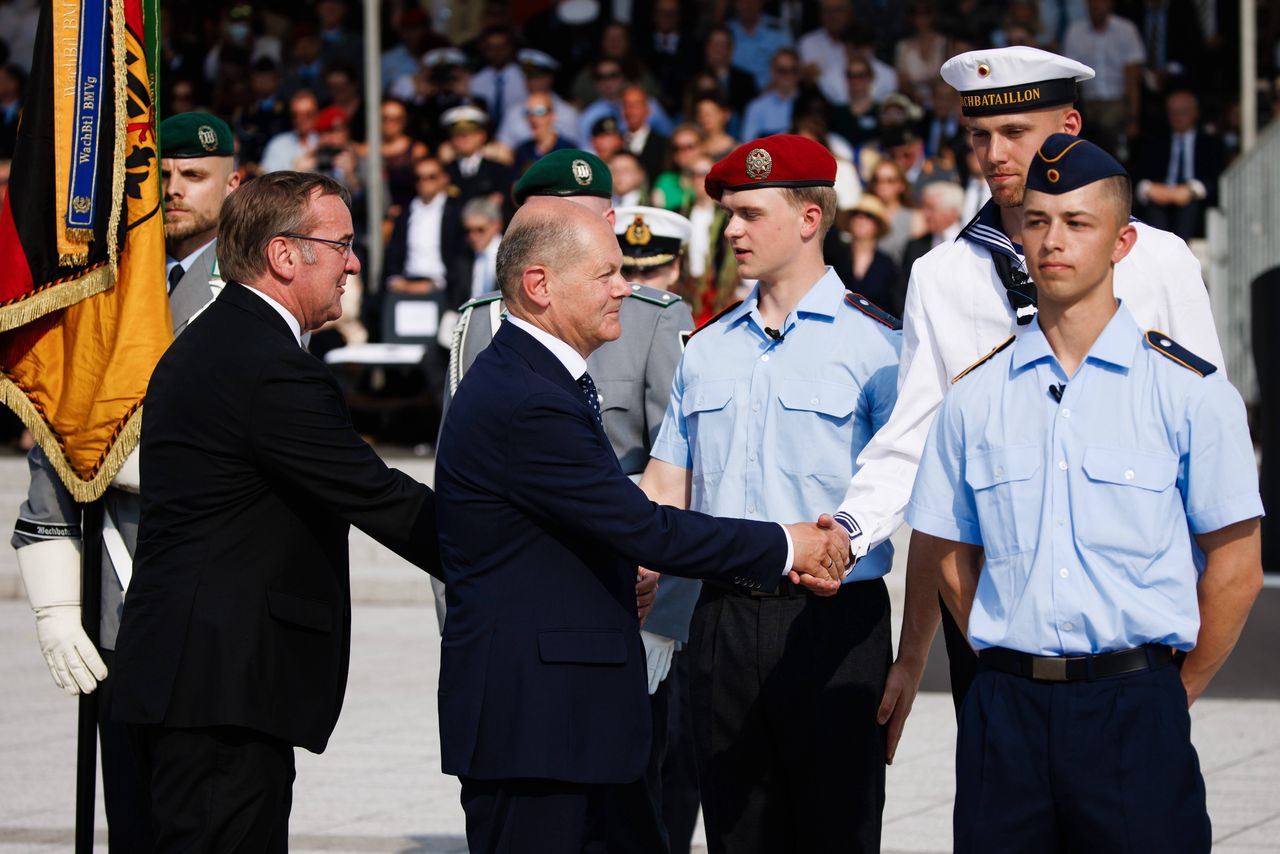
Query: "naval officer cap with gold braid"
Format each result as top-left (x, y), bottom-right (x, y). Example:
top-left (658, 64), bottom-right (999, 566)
top-left (941, 46), bottom-right (1094, 118)
top-left (613, 205), bottom-right (691, 269)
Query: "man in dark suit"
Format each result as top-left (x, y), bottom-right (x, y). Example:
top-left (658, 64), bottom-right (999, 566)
top-left (435, 198), bottom-right (847, 854)
top-left (622, 84), bottom-right (671, 182)
top-left (111, 172), bottom-right (440, 853)
top-left (382, 155), bottom-right (471, 309)
top-left (1133, 88), bottom-right (1224, 240)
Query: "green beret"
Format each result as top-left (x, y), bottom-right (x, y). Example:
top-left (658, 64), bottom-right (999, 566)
top-left (160, 112), bottom-right (234, 159)
top-left (512, 149), bottom-right (612, 206)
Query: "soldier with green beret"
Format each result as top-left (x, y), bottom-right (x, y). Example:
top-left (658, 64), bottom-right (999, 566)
top-left (511, 147), bottom-right (613, 209)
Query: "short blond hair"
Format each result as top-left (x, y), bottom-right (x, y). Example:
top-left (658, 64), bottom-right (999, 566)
top-left (782, 185), bottom-right (838, 237)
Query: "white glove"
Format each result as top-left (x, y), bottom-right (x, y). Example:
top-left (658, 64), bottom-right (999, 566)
top-left (641, 630), bottom-right (676, 695)
top-left (17, 539), bottom-right (108, 695)
top-left (110, 445), bottom-right (141, 493)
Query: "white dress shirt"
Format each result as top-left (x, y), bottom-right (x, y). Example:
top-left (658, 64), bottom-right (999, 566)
top-left (403, 194), bottom-right (448, 284)
top-left (244, 286), bottom-right (303, 346)
top-left (1063, 14), bottom-right (1146, 101)
top-left (798, 28), bottom-right (850, 105)
top-left (166, 238), bottom-right (216, 287)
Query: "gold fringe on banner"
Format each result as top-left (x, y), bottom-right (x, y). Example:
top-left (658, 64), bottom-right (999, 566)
top-left (0, 378), bottom-right (144, 502)
top-left (0, 264), bottom-right (115, 333)
top-left (107, 0), bottom-right (127, 271)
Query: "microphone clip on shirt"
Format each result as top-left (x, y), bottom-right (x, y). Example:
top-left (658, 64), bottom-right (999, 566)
top-left (764, 326), bottom-right (786, 342)
top-left (1048, 383), bottom-right (1066, 403)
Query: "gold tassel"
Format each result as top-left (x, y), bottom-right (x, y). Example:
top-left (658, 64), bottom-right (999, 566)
top-left (107, 0), bottom-right (127, 271)
top-left (0, 377), bottom-right (144, 502)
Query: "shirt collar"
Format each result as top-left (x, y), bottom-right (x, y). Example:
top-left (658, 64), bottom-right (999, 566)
top-left (243, 285), bottom-right (303, 345)
top-left (505, 314), bottom-right (588, 380)
top-left (1011, 301), bottom-right (1141, 373)
top-left (722, 267), bottom-right (845, 335)
top-left (958, 198), bottom-right (1022, 262)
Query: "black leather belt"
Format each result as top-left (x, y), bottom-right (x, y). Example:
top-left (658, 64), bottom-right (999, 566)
top-left (978, 645), bottom-right (1175, 682)
top-left (703, 578), bottom-right (811, 599)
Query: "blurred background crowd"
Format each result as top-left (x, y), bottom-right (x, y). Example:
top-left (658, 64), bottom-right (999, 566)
top-left (0, 0), bottom-right (1277, 444)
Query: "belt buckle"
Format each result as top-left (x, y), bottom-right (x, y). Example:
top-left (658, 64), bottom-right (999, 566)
top-left (1031, 656), bottom-right (1069, 681)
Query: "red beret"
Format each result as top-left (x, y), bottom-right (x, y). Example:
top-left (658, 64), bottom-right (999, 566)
top-left (315, 106), bottom-right (349, 132)
top-left (705, 134), bottom-right (836, 201)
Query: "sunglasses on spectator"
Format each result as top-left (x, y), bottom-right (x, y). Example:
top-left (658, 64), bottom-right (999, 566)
top-left (774, 64), bottom-right (799, 75)
top-left (526, 104), bottom-right (553, 117)
top-left (847, 70), bottom-right (871, 79)
top-left (417, 171), bottom-right (444, 181)
top-left (594, 69), bottom-right (622, 80)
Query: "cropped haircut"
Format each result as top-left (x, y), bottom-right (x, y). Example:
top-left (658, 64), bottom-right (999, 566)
top-left (782, 185), bottom-right (838, 237)
top-left (1098, 174), bottom-right (1132, 225)
top-left (217, 171), bottom-right (351, 284)
top-left (495, 214), bottom-right (580, 302)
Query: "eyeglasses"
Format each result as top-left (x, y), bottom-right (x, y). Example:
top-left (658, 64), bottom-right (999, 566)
top-left (594, 70), bottom-right (622, 80)
top-left (526, 104), bottom-right (553, 117)
top-left (417, 171), bottom-right (444, 182)
top-left (774, 65), bottom-right (799, 75)
top-left (846, 70), bottom-right (871, 80)
top-left (278, 232), bottom-right (354, 258)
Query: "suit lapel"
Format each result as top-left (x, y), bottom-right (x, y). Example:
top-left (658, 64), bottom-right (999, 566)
top-left (170, 242), bottom-right (222, 335)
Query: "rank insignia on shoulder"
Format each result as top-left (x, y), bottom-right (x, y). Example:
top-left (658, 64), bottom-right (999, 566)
top-left (685, 299), bottom-right (743, 342)
top-left (1145, 331), bottom-right (1217, 376)
top-left (627, 283), bottom-right (683, 307)
top-left (951, 335), bottom-right (1015, 384)
top-left (459, 291), bottom-right (503, 311)
top-left (844, 293), bottom-right (901, 330)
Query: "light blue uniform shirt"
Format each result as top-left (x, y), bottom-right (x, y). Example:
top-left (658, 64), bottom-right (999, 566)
top-left (740, 91), bottom-right (797, 143)
top-left (907, 303), bottom-right (1262, 655)
top-left (652, 268), bottom-right (901, 582)
top-left (727, 16), bottom-right (794, 90)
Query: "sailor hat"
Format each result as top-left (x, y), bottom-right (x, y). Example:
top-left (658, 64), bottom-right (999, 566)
top-left (941, 46), bottom-right (1094, 117)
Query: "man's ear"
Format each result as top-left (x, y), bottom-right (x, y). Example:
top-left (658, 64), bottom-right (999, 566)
top-left (1061, 108), bottom-right (1083, 136)
top-left (521, 264), bottom-right (552, 308)
top-left (266, 236), bottom-right (297, 281)
top-left (1111, 222), bottom-right (1138, 265)
top-left (799, 202), bottom-right (823, 241)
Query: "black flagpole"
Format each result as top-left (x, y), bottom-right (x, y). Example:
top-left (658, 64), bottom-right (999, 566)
top-left (76, 499), bottom-right (104, 854)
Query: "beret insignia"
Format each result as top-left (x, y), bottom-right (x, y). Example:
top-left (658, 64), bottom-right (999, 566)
top-left (571, 158), bottom-right (592, 186)
top-left (745, 148), bottom-right (772, 180)
top-left (197, 125), bottom-right (218, 151)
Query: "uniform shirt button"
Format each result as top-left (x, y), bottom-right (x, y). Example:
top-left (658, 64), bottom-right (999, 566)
top-left (760, 354), bottom-right (770, 362)
top-left (752, 402), bottom-right (760, 412)
top-left (697, 397), bottom-right (705, 406)
top-left (1057, 518), bottom-right (1065, 527)
top-left (1059, 568), bottom-right (1069, 578)
top-left (1061, 408), bottom-right (1071, 418)
top-left (747, 504), bottom-right (756, 513)
top-left (1057, 460), bottom-right (1068, 471)
top-left (1123, 469), bottom-right (1135, 480)
top-left (994, 466), bottom-right (1005, 477)
top-left (748, 451), bottom-right (757, 462)
top-left (1062, 621), bottom-right (1074, 632)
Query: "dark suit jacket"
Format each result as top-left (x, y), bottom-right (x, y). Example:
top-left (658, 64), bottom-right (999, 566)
top-left (382, 196), bottom-right (471, 310)
top-left (632, 129), bottom-right (670, 183)
top-left (446, 157), bottom-right (513, 209)
top-left (111, 282), bottom-right (439, 753)
top-left (1133, 127), bottom-right (1226, 208)
top-left (435, 322), bottom-right (788, 784)
top-left (704, 64), bottom-right (759, 115)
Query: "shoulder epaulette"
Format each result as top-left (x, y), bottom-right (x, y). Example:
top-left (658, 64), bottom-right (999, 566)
top-left (685, 299), bottom-right (743, 342)
top-left (1145, 330), bottom-right (1217, 377)
top-left (627, 284), bottom-right (684, 308)
top-left (951, 335), bottom-right (1015, 384)
top-left (459, 291), bottom-right (503, 312)
top-left (844, 293), bottom-right (902, 330)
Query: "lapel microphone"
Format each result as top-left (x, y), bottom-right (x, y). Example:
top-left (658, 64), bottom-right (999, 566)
top-left (764, 326), bottom-right (785, 342)
top-left (1048, 383), bottom-right (1066, 403)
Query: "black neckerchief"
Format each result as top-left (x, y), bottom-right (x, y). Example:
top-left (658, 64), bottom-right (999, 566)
top-left (957, 199), bottom-right (1037, 325)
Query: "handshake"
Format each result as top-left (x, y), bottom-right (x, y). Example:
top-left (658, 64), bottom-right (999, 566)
top-left (783, 513), bottom-right (850, 595)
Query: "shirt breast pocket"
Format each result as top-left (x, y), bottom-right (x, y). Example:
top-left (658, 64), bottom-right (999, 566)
top-left (682, 379), bottom-right (735, 474)
top-left (964, 445), bottom-right (1042, 559)
top-left (1077, 446), bottom-right (1180, 559)
top-left (775, 381), bottom-right (859, 479)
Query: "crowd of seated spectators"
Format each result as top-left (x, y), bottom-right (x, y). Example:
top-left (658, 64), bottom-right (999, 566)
top-left (1, 0), bottom-right (1279, 446)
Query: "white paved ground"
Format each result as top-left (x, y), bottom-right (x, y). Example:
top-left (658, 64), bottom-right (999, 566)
top-left (0, 454), bottom-right (1277, 852)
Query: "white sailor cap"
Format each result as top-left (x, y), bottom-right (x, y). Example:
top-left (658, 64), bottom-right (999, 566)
top-left (941, 46), bottom-right (1094, 117)
top-left (517, 49), bottom-right (559, 72)
top-left (614, 206), bottom-right (692, 268)
top-left (423, 47), bottom-right (467, 68)
top-left (441, 104), bottom-right (490, 131)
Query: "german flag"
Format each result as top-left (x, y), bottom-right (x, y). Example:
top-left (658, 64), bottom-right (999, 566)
top-left (0, 0), bottom-right (171, 501)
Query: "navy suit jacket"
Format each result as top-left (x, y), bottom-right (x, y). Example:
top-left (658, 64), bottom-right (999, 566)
top-left (436, 321), bottom-right (788, 784)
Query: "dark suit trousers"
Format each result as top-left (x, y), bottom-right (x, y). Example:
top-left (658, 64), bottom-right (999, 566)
top-left (129, 724), bottom-right (295, 853)
top-left (97, 650), bottom-right (154, 852)
top-left (689, 579), bottom-right (891, 854)
top-left (461, 776), bottom-right (664, 854)
top-left (657, 651), bottom-right (700, 854)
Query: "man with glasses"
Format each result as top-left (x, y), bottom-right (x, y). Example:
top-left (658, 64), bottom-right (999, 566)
top-left (513, 92), bottom-right (576, 177)
top-left (383, 156), bottom-right (468, 306)
top-left (741, 48), bottom-right (802, 141)
top-left (110, 172), bottom-right (441, 853)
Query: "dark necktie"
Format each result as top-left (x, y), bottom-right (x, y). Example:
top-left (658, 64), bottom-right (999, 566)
top-left (168, 264), bottom-right (184, 294)
top-left (577, 372), bottom-right (603, 426)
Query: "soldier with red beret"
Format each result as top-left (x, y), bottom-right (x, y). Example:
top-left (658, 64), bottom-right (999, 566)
top-left (639, 134), bottom-right (903, 853)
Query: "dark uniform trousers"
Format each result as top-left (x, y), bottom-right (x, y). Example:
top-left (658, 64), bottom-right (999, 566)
top-left (96, 650), bottom-right (153, 852)
top-left (941, 597), bottom-right (979, 714)
top-left (689, 578), bottom-right (891, 854)
top-left (956, 660), bottom-right (1210, 854)
top-left (129, 724), bottom-right (295, 853)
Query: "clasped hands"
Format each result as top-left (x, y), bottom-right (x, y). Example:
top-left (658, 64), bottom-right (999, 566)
top-left (784, 513), bottom-right (849, 595)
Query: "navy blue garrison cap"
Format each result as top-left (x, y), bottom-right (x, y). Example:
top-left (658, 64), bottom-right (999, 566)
top-left (1026, 134), bottom-right (1127, 194)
